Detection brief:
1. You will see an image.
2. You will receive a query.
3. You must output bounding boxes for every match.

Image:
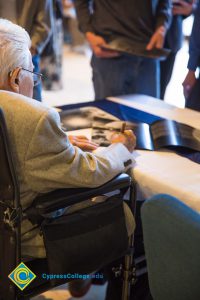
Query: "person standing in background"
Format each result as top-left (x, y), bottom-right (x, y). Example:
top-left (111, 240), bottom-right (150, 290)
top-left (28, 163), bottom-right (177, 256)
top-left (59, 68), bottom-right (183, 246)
top-left (74, 0), bottom-right (171, 100)
top-left (0, 0), bottom-right (52, 101)
top-left (160, 0), bottom-right (196, 100)
top-left (62, 0), bottom-right (87, 53)
top-left (41, 0), bottom-right (64, 91)
top-left (183, 0), bottom-right (200, 110)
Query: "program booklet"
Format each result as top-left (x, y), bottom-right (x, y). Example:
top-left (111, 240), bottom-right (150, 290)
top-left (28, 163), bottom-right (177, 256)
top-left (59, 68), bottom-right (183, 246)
top-left (92, 116), bottom-right (200, 151)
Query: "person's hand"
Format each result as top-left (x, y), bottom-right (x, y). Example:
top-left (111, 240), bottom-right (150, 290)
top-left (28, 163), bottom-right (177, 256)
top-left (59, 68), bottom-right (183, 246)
top-left (86, 32), bottom-right (120, 58)
top-left (110, 130), bottom-right (136, 153)
top-left (62, 0), bottom-right (73, 9)
top-left (68, 135), bottom-right (99, 151)
top-left (173, 0), bottom-right (194, 16)
top-left (146, 26), bottom-right (166, 50)
top-left (182, 70), bottom-right (197, 98)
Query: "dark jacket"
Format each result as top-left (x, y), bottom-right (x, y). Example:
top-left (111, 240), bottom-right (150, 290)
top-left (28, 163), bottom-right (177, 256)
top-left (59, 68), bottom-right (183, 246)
top-left (188, 0), bottom-right (200, 70)
top-left (164, 15), bottom-right (183, 53)
top-left (74, 0), bottom-right (172, 44)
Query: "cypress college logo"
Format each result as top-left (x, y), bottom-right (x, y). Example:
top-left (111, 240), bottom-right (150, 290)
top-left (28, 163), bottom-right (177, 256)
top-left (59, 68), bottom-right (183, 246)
top-left (8, 262), bottom-right (36, 290)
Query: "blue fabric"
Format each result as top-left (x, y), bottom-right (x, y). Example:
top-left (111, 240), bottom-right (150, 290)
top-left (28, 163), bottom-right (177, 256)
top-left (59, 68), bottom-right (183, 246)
top-left (60, 99), bottom-right (162, 124)
top-left (188, 1), bottom-right (200, 71)
top-left (32, 55), bottom-right (42, 101)
top-left (60, 99), bottom-right (200, 164)
top-left (164, 15), bottom-right (183, 53)
top-left (91, 54), bottom-right (160, 99)
top-left (176, 148), bottom-right (200, 164)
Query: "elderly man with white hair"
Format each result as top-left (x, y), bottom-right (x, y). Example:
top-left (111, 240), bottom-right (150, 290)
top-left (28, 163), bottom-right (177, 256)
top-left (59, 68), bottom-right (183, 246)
top-left (0, 19), bottom-right (136, 259)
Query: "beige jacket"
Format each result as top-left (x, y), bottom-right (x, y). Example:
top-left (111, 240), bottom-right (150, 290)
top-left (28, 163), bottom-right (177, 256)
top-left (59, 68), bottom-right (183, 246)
top-left (0, 91), bottom-right (133, 257)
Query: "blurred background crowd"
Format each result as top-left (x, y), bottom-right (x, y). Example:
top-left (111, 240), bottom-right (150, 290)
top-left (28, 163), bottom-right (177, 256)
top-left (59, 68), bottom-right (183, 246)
top-left (1, 0), bottom-right (199, 109)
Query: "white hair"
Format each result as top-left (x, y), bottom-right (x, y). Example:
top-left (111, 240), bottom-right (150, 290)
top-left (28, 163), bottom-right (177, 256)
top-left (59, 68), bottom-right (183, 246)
top-left (0, 18), bottom-right (31, 86)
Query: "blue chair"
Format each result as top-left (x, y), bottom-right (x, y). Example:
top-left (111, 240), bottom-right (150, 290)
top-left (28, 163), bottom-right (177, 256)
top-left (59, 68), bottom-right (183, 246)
top-left (141, 194), bottom-right (200, 300)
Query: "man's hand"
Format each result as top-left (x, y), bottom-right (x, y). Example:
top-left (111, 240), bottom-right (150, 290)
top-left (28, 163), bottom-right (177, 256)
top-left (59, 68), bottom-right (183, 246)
top-left (110, 130), bottom-right (136, 153)
top-left (68, 135), bottom-right (98, 151)
top-left (182, 70), bottom-right (197, 98)
top-left (146, 26), bottom-right (166, 50)
top-left (173, 0), bottom-right (194, 16)
top-left (62, 0), bottom-right (73, 9)
top-left (86, 32), bottom-right (120, 58)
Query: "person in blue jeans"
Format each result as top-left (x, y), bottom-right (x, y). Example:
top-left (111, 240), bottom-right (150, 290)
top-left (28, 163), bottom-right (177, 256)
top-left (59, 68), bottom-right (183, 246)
top-left (32, 55), bottom-right (42, 101)
top-left (0, 0), bottom-right (53, 101)
top-left (75, 0), bottom-right (172, 100)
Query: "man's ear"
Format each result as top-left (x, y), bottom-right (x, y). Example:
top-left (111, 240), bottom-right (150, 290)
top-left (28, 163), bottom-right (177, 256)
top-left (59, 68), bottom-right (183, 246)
top-left (8, 67), bottom-right (21, 93)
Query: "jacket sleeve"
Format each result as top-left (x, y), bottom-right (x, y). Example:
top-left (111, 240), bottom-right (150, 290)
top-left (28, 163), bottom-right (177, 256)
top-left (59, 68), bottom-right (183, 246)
top-left (155, 0), bottom-right (172, 30)
top-left (74, 0), bottom-right (94, 33)
top-left (24, 108), bottom-right (134, 193)
top-left (31, 0), bottom-right (53, 54)
top-left (188, 1), bottom-right (200, 71)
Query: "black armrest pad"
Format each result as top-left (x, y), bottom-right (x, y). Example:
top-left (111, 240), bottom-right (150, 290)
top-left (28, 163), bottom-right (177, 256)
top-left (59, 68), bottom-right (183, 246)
top-left (32, 173), bottom-right (131, 215)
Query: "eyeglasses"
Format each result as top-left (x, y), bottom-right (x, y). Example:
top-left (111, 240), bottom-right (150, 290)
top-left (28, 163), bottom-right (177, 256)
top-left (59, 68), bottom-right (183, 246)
top-left (9, 67), bottom-right (44, 87)
top-left (21, 68), bottom-right (44, 86)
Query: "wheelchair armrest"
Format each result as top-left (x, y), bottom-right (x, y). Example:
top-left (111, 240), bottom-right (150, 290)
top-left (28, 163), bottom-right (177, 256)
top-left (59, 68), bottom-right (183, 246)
top-left (32, 173), bottom-right (131, 215)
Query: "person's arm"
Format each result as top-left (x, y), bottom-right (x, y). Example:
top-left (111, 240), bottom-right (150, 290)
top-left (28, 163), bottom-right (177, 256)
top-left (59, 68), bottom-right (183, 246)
top-left (24, 108), bottom-right (134, 193)
top-left (74, 0), bottom-right (94, 33)
top-left (155, 0), bottom-right (172, 29)
top-left (74, 0), bottom-right (120, 57)
top-left (85, 32), bottom-right (120, 58)
top-left (173, 0), bottom-right (196, 17)
top-left (146, 0), bottom-right (172, 50)
top-left (30, 0), bottom-right (53, 55)
top-left (182, 1), bottom-right (200, 98)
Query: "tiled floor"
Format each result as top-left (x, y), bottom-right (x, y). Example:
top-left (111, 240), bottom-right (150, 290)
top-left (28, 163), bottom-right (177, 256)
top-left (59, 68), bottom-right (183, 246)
top-left (35, 39), bottom-right (190, 300)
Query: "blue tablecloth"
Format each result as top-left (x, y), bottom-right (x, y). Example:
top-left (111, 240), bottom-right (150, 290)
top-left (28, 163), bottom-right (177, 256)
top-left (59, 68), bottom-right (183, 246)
top-left (59, 99), bottom-right (162, 124)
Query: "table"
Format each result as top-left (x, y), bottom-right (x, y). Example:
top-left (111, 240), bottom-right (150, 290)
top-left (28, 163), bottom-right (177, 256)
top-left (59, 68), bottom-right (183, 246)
top-left (109, 94), bottom-right (200, 129)
top-left (67, 94), bottom-right (200, 213)
top-left (107, 95), bottom-right (200, 212)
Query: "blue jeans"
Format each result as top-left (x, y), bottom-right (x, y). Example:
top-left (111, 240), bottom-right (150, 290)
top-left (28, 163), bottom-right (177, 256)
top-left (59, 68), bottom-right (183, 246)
top-left (91, 54), bottom-right (160, 100)
top-left (32, 55), bottom-right (42, 101)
